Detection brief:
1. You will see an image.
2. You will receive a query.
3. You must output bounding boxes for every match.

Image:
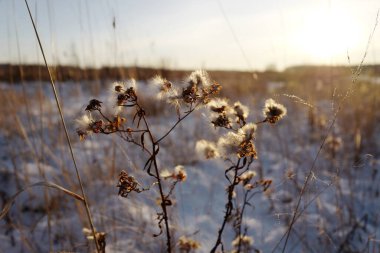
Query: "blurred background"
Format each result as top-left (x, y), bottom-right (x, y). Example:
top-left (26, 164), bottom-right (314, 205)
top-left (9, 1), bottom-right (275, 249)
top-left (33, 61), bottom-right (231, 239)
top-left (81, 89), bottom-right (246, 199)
top-left (0, 1), bottom-right (380, 253)
top-left (1, 0), bottom-right (380, 70)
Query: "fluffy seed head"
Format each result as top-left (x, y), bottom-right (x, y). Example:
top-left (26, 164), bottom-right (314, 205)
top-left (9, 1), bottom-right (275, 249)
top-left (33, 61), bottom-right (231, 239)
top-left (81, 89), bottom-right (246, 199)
top-left (239, 170), bottom-right (257, 185)
top-left (160, 169), bottom-right (173, 179)
top-left (110, 82), bottom-right (125, 94)
top-left (188, 70), bottom-right (212, 88)
top-left (217, 131), bottom-right (245, 157)
top-left (208, 98), bottom-right (230, 114)
top-left (151, 75), bottom-right (175, 100)
top-left (178, 236), bottom-right (201, 251)
top-left (161, 165), bottom-right (187, 182)
top-left (232, 101), bottom-right (249, 124)
top-left (232, 235), bottom-right (254, 247)
top-left (85, 99), bottom-right (102, 112)
top-left (263, 98), bottom-right (287, 124)
top-left (195, 140), bottom-right (219, 159)
top-left (76, 114), bottom-right (93, 132)
top-left (174, 165), bottom-right (187, 182)
top-left (238, 123), bottom-right (257, 140)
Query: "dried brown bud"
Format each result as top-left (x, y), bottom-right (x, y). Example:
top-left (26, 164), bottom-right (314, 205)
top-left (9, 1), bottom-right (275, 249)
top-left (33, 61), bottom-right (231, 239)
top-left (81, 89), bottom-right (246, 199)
top-left (212, 113), bottom-right (231, 128)
top-left (85, 99), bottom-right (102, 111)
top-left (182, 84), bottom-right (199, 104)
top-left (115, 85), bottom-right (123, 92)
top-left (237, 140), bottom-right (257, 159)
top-left (117, 170), bottom-right (143, 198)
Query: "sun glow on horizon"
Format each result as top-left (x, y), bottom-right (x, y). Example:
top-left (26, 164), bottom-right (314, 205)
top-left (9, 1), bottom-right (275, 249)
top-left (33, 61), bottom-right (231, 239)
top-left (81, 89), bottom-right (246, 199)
top-left (292, 9), bottom-right (361, 63)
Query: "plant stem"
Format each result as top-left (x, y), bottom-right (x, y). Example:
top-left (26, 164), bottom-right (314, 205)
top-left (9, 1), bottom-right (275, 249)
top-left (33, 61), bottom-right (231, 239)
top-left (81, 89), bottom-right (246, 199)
top-left (156, 107), bottom-right (195, 144)
top-left (23, 1), bottom-right (100, 252)
top-left (136, 103), bottom-right (172, 252)
top-left (152, 148), bottom-right (172, 252)
top-left (210, 159), bottom-right (242, 253)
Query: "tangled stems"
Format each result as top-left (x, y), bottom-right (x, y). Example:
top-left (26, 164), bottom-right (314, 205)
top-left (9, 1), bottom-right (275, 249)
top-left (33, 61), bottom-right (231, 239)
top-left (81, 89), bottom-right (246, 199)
top-left (131, 104), bottom-right (172, 252)
top-left (77, 73), bottom-right (285, 252)
top-left (133, 102), bottom-right (200, 252)
top-left (77, 71), bottom-right (222, 252)
top-left (142, 102), bottom-right (201, 252)
top-left (210, 158), bottom-right (249, 253)
top-left (86, 99), bottom-right (199, 252)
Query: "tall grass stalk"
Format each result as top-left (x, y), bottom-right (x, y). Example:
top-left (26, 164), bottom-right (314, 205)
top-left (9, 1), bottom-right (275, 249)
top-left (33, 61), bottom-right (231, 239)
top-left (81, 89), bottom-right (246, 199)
top-left (23, 0), bottom-right (100, 252)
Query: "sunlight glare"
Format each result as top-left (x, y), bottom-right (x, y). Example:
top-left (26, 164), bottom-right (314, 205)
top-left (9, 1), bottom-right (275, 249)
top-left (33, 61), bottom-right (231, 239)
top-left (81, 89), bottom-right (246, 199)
top-left (294, 9), bottom-right (361, 63)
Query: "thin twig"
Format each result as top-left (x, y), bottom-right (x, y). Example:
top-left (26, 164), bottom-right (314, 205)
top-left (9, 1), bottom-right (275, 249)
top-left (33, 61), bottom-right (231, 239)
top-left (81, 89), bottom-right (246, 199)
top-left (210, 158), bottom-right (243, 253)
top-left (135, 102), bottom-right (172, 253)
top-left (156, 107), bottom-right (196, 144)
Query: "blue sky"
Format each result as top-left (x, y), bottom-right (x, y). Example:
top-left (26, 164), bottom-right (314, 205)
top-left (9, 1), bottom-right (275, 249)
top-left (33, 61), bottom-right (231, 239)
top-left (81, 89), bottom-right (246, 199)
top-left (0, 0), bottom-right (379, 70)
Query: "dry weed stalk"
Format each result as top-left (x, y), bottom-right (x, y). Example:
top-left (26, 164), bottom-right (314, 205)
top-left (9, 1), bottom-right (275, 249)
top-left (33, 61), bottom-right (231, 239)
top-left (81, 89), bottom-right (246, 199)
top-left (76, 71), bottom-right (221, 252)
top-left (198, 97), bottom-right (286, 252)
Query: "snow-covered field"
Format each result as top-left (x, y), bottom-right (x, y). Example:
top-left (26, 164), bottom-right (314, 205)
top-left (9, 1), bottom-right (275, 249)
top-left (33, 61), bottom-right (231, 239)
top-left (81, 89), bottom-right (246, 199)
top-left (0, 77), bottom-right (379, 253)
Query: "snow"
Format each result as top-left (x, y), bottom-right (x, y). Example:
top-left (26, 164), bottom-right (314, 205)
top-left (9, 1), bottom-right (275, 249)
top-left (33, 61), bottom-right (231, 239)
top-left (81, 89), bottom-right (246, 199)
top-left (0, 80), bottom-right (379, 252)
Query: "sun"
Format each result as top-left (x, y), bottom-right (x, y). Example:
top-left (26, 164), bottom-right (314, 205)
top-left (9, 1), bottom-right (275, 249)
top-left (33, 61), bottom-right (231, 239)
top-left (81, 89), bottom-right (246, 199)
top-left (293, 9), bottom-right (361, 63)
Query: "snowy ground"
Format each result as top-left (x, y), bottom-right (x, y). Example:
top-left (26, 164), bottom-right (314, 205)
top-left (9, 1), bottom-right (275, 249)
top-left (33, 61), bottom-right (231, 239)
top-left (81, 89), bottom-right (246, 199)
top-left (0, 79), bottom-right (379, 253)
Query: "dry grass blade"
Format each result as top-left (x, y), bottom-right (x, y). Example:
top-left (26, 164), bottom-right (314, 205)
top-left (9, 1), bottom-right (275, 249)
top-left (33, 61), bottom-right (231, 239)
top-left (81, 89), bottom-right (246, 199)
top-left (0, 181), bottom-right (84, 220)
top-left (23, 0), bottom-right (100, 252)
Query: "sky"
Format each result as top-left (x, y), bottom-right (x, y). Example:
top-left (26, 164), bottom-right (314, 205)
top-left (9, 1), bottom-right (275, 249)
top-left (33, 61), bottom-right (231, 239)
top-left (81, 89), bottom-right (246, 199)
top-left (0, 0), bottom-right (379, 71)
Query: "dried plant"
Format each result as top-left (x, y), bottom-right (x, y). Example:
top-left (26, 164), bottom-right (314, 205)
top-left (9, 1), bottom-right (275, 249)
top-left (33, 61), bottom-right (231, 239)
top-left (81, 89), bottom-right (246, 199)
top-left (76, 70), bottom-right (220, 252)
top-left (198, 97), bottom-right (286, 253)
top-left (75, 70), bottom-right (286, 252)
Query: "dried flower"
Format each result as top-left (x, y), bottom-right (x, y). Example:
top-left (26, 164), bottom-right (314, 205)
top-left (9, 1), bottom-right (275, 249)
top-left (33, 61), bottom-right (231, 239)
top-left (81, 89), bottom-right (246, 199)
top-left (258, 179), bottom-right (272, 191)
top-left (176, 71), bottom-right (220, 106)
top-left (178, 236), bottom-right (201, 252)
top-left (85, 99), bottom-right (103, 111)
top-left (238, 123), bottom-right (257, 140)
top-left (83, 228), bottom-right (107, 253)
top-left (208, 99), bottom-right (233, 128)
top-left (117, 170), bottom-right (143, 198)
top-left (90, 120), bottom-right (104, 133)
top-left (208, 98), bottom-right (230, 114)
top-left (211, 113), bottom-right (231, 129)
top-left (182, 84), bottom-right (199, 104)
top-left (77, 130), bottom-right (87, 141)
top-left (76, 114), bottom-right (93, 130)
top-left (263, 98), bottom-right (287, 124)
top-left (110, 80), bottom-right (138, 106)
top-left (105, 116), bottom-right (127, 132)
top-left (110, 82), bottom-right (125, 94)
top-left (237, 140), bottom-right (257, 159)
top-left (152, 75), bottom-right (172, 94)
top-left (188, 70), bottom-right (212, 88)
top-left (161, 165), bottom-right (187, 182)
top-left (195, 140), bottom-right (219, 159)
top-left (238, 170), bottom-right (257, 185)
top-left (174, 165), bottom-right (187, 182)
top-left (231, 235), bottom-right (254, 247)
top-left (218, 131), bottom-right (257, 159)
top-left (244, 184), bottom-right (254, 190)
top-left (232, 101), bottom-right (249, 125)
top-left (217, 131), bottom-right (245, 158)
top-left (76, 114), bottom-right (95, 140)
